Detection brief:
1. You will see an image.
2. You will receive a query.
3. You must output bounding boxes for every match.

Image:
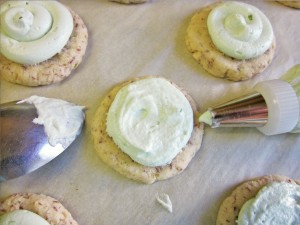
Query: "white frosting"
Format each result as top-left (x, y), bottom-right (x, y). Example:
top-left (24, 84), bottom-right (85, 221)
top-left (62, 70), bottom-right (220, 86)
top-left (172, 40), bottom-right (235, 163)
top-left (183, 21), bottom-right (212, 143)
top-left (156, 193), bottom-right (173, 213)
top-left (207, 1), bottom-right (273, 60)
top-left (238, 182), bottom-right (300, 225)
top-left (0, 0), bottom-right (73, 65)
top-left (18, 96), bottom-right (85, 148)
top-left (106, 78), bottom-right (194, 167)
top-left (0, 210), bottom-right (50, 225)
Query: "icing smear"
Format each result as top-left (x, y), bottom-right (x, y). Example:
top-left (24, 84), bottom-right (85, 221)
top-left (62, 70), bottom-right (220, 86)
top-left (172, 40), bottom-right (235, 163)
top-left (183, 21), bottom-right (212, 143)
top-left (18, 96), bottom-right (85, 148)
top-left (0, 1), bottom-right (73, 65)
top-left (156, 193), bottom-right (173, 213)
top-left (106, 78), bottom-right (194, 167)
top-left (207, 1), bottom-right (273, 60)
top-left (238, 182), bottom-right (300, 225)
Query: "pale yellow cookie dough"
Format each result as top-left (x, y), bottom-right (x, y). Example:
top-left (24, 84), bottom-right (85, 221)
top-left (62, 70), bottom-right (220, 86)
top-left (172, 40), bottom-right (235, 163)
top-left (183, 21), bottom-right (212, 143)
top-left (0, 8), bottom-right (88, 86)
top-left (91, 76), bottom-right (204, 184)
top-left (186, 3), bottom-right (276, 81)
top-left (216, 175), bottom-right (300, 225)
top-left (0, 193), bottom-right (78, 225)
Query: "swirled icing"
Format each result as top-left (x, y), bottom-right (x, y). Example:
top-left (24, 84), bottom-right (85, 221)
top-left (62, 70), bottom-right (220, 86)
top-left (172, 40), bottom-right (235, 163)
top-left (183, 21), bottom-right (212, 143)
top-left (0, 1), bottom-right (73, 65)
top-left (207, 1), bottom-right (273, 60)
top-left (237, 182), bottom-right (300, 225)
top-left (106, 78), bottom-right (194, 167)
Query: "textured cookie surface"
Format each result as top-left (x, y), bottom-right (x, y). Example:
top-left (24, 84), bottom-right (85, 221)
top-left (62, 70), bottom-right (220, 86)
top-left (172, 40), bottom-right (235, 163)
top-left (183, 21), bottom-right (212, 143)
top-left (0, 9), bottom-right (88, 86)
top-left (0, 193), bottom-right (78, 225)
top-left (277, 1), bottom-right (300, 8)
top-left (216, 175), bottom-right (300, 225)
top-left (91, 76), bottom-right (204, 184)
top-left (185, 3), bottom-right (276, 81)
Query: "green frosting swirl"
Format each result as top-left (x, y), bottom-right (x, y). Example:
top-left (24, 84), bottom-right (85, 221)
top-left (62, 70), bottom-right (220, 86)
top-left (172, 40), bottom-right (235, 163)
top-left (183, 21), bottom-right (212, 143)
top-left (207, 1), bottom-right (273, 60)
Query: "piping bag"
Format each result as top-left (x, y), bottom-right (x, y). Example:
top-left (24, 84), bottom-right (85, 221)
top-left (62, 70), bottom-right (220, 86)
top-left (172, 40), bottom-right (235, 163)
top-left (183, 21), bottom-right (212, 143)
top-left (199, 64), bottom-right (300, 135)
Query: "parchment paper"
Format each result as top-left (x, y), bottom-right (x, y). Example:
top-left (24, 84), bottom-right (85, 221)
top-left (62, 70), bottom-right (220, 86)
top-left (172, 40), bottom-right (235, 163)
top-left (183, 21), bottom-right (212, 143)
top-left (1, 0), bottom-right (299, 224)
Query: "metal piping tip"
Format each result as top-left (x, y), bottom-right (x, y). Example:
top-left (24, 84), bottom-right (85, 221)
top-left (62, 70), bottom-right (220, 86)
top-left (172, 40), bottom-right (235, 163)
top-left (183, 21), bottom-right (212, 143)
top-left (199, 92), bottom-right (268, 128)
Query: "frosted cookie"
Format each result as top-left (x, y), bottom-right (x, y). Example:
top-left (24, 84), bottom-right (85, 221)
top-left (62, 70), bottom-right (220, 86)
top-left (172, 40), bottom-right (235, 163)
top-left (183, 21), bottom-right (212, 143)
top-left (0, 193), bottom-right (78, 225)
top-left (92, 76), bottom-right (204, 184)
top-left (110, 0), bottom-right (148, 4)
top-left (277, 1), bottom-right (300, 9)
top-left (216, 175), bottom-right (300, 225)
top-left (0, 1), bottom-right (88, 86)
top-left (186, 1), bottom-right (276, 81)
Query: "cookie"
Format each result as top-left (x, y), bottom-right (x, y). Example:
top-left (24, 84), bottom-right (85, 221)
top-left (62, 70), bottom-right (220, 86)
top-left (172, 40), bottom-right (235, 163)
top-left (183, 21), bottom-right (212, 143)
top-left (91, 76), bottom-right (204, 184)
top-left (0, 193), bottom-right (78, 225)
top-left (277, 1), bottom-right (300, 9)
top-left (216, 175), bottom-right (300, 225)
top-left (0, 7), bottom-right (88, 86)
top-left (110, 0), bottom-right (148, 4)
top-left (186, 3), bottom-right (276, 81)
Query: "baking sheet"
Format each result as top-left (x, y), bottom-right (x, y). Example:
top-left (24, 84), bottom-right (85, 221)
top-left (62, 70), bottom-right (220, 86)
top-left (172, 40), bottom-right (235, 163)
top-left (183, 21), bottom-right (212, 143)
top-left (1, 0), bottom-right (300, 224)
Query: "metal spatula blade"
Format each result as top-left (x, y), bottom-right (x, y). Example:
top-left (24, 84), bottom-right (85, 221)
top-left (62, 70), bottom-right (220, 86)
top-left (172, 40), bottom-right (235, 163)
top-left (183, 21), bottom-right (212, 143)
top-left (0, 101), bottom-right (66, 181)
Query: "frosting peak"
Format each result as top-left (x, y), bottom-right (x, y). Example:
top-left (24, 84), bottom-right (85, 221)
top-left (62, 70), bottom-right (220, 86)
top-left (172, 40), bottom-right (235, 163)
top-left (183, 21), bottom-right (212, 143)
top-left (224, 13), bottom-right (261, 42)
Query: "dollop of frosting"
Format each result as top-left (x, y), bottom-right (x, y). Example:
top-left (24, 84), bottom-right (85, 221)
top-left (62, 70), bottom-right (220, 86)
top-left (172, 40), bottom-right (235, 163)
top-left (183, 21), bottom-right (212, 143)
top-left (18, 95), bottom-right (85, 148)
top-left (207, 1), bottom-right (274, 60)
top-left (0, 210), bottom-right (50, 225)
top-left (238, 182), bottom-right (300, 225)
top-left (0, 1), bottom-right (73, 65)
top-left (106, 78), bottom-right (194, 167)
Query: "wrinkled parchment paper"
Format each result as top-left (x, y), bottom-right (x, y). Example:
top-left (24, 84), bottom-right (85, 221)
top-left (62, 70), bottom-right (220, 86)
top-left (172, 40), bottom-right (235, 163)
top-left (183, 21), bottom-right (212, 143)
top-left (1, 0), bottom-right (299, 224)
